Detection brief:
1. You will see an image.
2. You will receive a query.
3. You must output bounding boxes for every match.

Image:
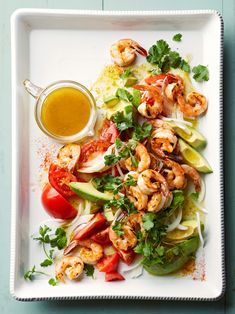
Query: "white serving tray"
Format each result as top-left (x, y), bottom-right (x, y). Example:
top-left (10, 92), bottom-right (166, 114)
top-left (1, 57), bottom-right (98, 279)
top-left (10, 9), bottom-right (224, 301)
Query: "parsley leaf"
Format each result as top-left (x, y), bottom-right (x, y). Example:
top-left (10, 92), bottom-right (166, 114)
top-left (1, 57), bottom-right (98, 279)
top-left (24, 266), bottom-right (49, 281)
top-left (104, 154), bottom-right (121, 166)
top-left (112, 221), bottom-right (124, 236)
top-left (84, 264), bottom-right (95, 278)
top-left (172, 33), bottom-right (182, 42)
top-left (92, 174), bottom-right (122, 195)
top-left (125, 175), bottom-right (137, 187)
top-left (192, 65), bottom-right (209, 82)
top-left (120, 68), bottom-right (132, 80)
top-left (116, 88), bottom-right (133, 103)
top-left (132, 122), bottom-right (152, 142)
top-left (104, 195), bottom-right (136, 215)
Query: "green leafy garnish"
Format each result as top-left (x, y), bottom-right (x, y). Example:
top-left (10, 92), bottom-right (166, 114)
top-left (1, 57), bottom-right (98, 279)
top-left (92, 174), bottom-right (122, 195)
top-left (190, 192), bottom-right (199, 201)
top-left (172, 33), bottom-right (182, 42)
top-left (84, 264), bottom-right (95, 278)
top-left (132, 89), bottom-right (141, 108)
top-left (104, 154), bottom-right (121, 166)
top-left (112, 109), bottom-right (134, 132)
top-left (24, 266), bottom-right (49, 281)
top-left (192, 65), bottom-right (209, 82)
top-left (48, 277), bottom-right (58, 286)
top-left (120, 68), bottom-right (132, 80)
top-left (116, 88), bottom-right (133, 103)
top-left (125, 175), bottom-right (137, 187)
top-left (132, 122), bottom-right (152, 142)
top-left (147, 39), bottom-right (190, 73)
top-left (149, 65), bottom-right (162, 75)
top-left (112, 221), bottom-right (124, 236)
top-left (142, 213), bottom-right (155, 231)
top-left (104, 195), bottom-right (136, 215)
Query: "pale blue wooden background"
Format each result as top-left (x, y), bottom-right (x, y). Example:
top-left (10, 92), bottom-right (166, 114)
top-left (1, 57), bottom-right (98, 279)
top-left (0, 0), bottom-right (234, 313)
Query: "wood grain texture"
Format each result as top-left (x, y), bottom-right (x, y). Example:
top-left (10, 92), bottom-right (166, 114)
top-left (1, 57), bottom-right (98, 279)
top-left (1, 0), bottom-right (234, 313)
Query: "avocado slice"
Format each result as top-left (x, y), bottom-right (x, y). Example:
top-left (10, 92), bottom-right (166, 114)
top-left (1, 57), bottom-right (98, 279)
top-left (144, 237), bottom-right (199, 276)
top-left (178, 139), bottom-right (212, 173)
top-left (123, 76), bottom-right (138, 87)
top-left (69, 182), bottom-right (113, 203)
top-left (167, 122), bottom-right (207, 149)
top-left (103, 95), bottom-right (119, 108)
top-left (103, 207), bottom-right (114, 222)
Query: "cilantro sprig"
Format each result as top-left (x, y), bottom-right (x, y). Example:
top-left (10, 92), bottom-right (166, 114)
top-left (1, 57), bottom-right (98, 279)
top-left (146, 39), bottom-right (190, 73)
top-left (24, 265), bottom-right (49, 281)
top-left (192, 64), bottom-right (209, 82)
top-left (172, 33), bottom-right (182, 42)
top-left (104, 195), bottom-right (137, 215)
top-left (84, 264), bottom-right (95, 278)
top-left (112, 221), bottom-right (124, 236)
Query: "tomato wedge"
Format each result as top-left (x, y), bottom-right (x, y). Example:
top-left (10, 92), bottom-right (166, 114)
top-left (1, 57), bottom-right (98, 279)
top-left (41, 184), bottom-right (77, 220)
top-left (73, 213), bottom-right (107, 240)
top-left (105, 271), bottom-right (125, 282)
top-left (79, 139), bottom-right (110, 163)
top-left (97, 253), bottom-right (120, 273)
top-left (91, 227), bottom-right (111, 245)
top-left (99, 119), bottom-right (119, 144)
top-left (117, 249), bottom-right (136, 265)
top-left (145, 73), bottom-right (177, 85)
top-left (49, 163), bottom-right (77, 198)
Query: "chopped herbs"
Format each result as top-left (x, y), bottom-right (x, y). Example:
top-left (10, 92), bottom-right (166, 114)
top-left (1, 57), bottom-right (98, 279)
top-left (125, 175), bottom-right (137, 187)
top-left (92, 174), bottom-right (122, 195)
top-left (104, 195), bottom-right (136, 215)
top-left (24, 266), bottom-right (49, 281)
top-left (116, 88), bottom-right (133, 103)
top-left (132, 122), bottom-right (152, 142)
top-left (84, 264), bottom-right (95, 278)
top-left (104, 154), bottom-right (121, 166)
top-left (120, 68), bottom-right (132, 80)
top-left (192, 65), bottom-right (209, 82)
top-left (172, 33), bottom-right (182, 42)
top-left (112, 221), bottom-right (124, 236)
top-left (48, 277), bottom-right (58, 286)
top-left (146, 39), bottom-right (190, 73)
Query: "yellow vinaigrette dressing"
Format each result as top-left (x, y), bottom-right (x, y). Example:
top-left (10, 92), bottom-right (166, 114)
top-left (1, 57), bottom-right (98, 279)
top-left (41, 87), bottom-right (91, 137)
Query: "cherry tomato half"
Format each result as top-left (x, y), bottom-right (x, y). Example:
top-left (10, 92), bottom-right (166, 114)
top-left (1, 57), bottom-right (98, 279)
top-left (99, 119), bottom-right (119, 144)
top-left (41, 184), bottom-right (77, 220)
top-left (91, 227), bottom-right (111, 245)
top-left (49, 163), bottom-right (77, 198)
top-left (97, 253), bottom-right (120, 273)
top-left (73, 213), bottom-right (107, 240)
top-left (117, 249), bottom-right (136, 265)
top-left (105, 271), bottom-right (125, 282)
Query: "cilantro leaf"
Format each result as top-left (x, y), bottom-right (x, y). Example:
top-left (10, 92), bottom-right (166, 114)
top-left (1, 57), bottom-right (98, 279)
top-left (132, 89), bottom-right (141, 108)
top-left (40, 259), bottom-right (53, 267)
top-left (84, 264), bottom-right (95, 278)
top-left (192, 65), bottom-right (209, 82)
top-left (104, 154), bottom-right (121, 166)
top-left (112, 221), bottom-right (124, 236)
top-left (92, 174), bottom-right (122, 195)
top-left (172, 33), bottom-right (182, 42)
top-left (116, 88), bottom-right (133, 103)
top-left (48, 277), bottom-right (58, 286)
top-left (112, 109), bottom-right (134, 132)
top-left (24, 266), bottom-right (49, 281)
top-left (104, 195), bottom-right (136, 215)
top-left (190, 192), bottom-right (199, 201)
top-left (180, 59), bottom-right (190, 73)
top-left (125, 175), bottom-right (137, 187)
top-left (120, 68), bottom-right (132, 80)
top-left (132, 122), bottom-right (152, 142)
top-left (143, 213), bottom-right (155, 231)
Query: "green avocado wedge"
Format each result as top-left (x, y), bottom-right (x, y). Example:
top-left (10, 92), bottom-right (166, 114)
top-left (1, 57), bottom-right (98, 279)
top-left (167, 122), bottom-right (207, 149)
top-left (69, 182), bottom-right (113, 203)
top-left (178, 138), bottom-right (213, 173)
top-left (144, 237), bottom-right (199, 276)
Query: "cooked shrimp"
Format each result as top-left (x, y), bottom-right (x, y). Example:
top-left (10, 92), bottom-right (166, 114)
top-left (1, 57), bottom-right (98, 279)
top-left (181, 164), bottom-right (201, 192)
top-left (55, 256), bottom-right (84, 282)
top-left (147, 192), bottom-right (167, 212)
top-left (177, 91), bottom-right (207, 117)
top-left (149, 153), bottom-right (164, 171)
top-left (125, 143), bottom-right (151, 172)
top-left (134, 85), bottom-right (164, 119)
top-left (137, 169), bottom-right (169, 195)
top-left (109, 224), bottom-right (137, 250)
top-left (78, 239), bottom-right (103, 265)
top-left (165, 81), bottom-right (184, 102)
top-left (126, 185), bottom-right (148, 211)
top-left (57, 144), bottom-right (81, 171)
top-left (110, 39), bottom-right (147, 67)
top-left (162, 158), bottom-right (186, 190)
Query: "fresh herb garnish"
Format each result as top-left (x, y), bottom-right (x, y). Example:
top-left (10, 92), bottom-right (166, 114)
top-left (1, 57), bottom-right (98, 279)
top-left (149, 65), bottom-right (162, 75)
top-left (104, 154), bottom-right (121, 166)
top-left (112, 108), bottom-right (134, 132)
top-left (92, 174), bottom-right (122, 195)
top-left (132, 89), bottom-right (141, 108)
top-left (104, 139), bottom-right (137, 166)
top-left (125, 175), bottom-right (137, 187)
top-left (112, 221), bottom-right (124, 236)
top-left (24, 265), bottom-right (49, 281)
top-left (132, 122), bottom-right (152, 142)
top-left (146, 39), bottom-right (190, 73)
top-left (104, 195), bottom-right (136, 215)
top-left (120, 68), bottom-right (132, 80)
top-left (116, 88), bottom-right (134, 103)
top-left (172, 33), bottom-right (182, 42)
top-left (192, 64), bottom-right (209, 82)
top-left (190, 192), bottom-right (199, 201)
top-left (84, 264), bottom-right (95, 278)
top-left (48, 277), bottom-right (58, 286)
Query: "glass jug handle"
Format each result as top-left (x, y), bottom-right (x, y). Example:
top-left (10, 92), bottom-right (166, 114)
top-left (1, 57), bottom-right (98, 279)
top-left (23, 79), bottom-right (43, 99)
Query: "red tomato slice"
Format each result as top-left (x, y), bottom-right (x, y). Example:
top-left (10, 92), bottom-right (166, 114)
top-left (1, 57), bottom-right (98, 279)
top-left (117, 249), bottom-right (136, 265)
top-left (97, 253), bottom-right (120, 273)
top-left (105, 271), bottom-right (125, 282)
top-left (99, 119), bottom-right (119, 144)
top-left (91, 227), bottom-right (111, 245)
top-left (49, 163), bottom-right (77, 198)
top-left (145, 73), bottom-right (177, 85)
top-left (73, 213), bottom-right (107, 240)
top-left (79, 140), bottom-right (110, 163)
top-left (41, 184), bottom-right (77, 220)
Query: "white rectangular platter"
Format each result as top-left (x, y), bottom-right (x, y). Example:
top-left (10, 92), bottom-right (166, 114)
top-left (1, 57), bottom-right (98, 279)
top-left (10, 9), bottom-right (224, 301)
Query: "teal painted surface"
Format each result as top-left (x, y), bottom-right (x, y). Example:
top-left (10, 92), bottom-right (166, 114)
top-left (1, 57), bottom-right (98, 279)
top-left (0, 0), bottom-right (234, 313)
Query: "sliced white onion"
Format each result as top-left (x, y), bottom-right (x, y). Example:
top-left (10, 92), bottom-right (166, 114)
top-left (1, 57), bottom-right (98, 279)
top-left (123, 263), bottom-right (143, 279)
top-left (78, 144), bottom-right (115, 173)
top-left (83, 200), bottom-right (91, 215)
top-left (161, 116), bottom-right (193, 127)
top-left (191, 199), bottom-right (208, 214)
top-left (116, 163), bottom-right (124, 178)
top-left (177, 224), bottom-right (188, 231)
top-left (111, 166), bottom-right (115, 176)
top-left (166, 207), bottom-right (182, 232)
top-left (196, 211), bottom-right (204, 246)
top-left (69, 214), bottom-right (95, 237)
